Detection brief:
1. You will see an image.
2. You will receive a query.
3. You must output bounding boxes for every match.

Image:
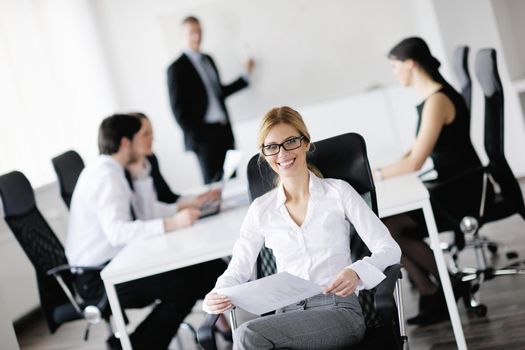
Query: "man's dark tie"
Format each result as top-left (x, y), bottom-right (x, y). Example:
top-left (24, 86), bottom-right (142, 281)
top-left (124, 171), bottom-right (137, 220)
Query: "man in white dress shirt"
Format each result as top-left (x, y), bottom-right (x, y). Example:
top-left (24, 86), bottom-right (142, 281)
top-left (66, 114), bottom-right (226, 349)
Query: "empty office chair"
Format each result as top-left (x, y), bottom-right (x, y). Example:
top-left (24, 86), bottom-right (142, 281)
top-left (452, 46), bottom-right (472, 111)
top-left (197, 133), bottom-right (407, 350)
top-left (0, 171), bottom-right (110, 339)
top-left (51, 150), bottom-right (85, 209)
top-left (466, 48), bottom-right (525, 266)
top-left (476, 49), bottom-right (525, 225)
top-left (430, 49), bottom-right (525, 316)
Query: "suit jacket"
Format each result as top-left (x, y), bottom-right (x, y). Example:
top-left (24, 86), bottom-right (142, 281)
top-left (167, 53), bottom-right (248, 151)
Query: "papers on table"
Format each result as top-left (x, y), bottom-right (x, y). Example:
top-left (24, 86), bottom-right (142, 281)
top-left (215, 272), bottom-right (323, 315)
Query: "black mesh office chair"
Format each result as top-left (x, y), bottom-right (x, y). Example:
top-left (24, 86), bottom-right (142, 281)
top-left (197, 133), bottom-right (407, 350)
top-left (475, 49), bottom-right (525, 225)
top-left (452, 46), bottom-right (521, 259)
top-left (51, 150), bottom-right (85, 209)
top-left (0, 171), bottom-right (111, 340)
top-left (452, 46), bottom-right (472, 112)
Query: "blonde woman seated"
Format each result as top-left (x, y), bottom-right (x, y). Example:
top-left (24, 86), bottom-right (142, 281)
top-left (203, 106), bottom-right (401, 349)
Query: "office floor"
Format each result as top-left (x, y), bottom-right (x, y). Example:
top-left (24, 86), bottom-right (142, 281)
top-left (15, 184), bottom-right (525, 350)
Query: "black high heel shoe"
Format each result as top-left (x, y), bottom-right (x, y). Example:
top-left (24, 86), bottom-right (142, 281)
top-left (407, 288), bottom-right (449, 326)
top-left (408, 278), bottom-right (474, 327)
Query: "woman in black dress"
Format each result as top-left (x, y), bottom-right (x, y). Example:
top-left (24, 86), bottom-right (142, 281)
top-left (376, 37), bottom-right (481, 326)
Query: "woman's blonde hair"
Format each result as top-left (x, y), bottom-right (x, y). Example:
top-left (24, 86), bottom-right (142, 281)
top-left (257, 106), bottom-right (322, 178)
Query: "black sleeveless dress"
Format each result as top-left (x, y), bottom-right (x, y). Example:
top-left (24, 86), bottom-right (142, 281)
top-left (416, 84), bottom-right (483, 232)
top-left (416, 84), bottom-right (481, 181)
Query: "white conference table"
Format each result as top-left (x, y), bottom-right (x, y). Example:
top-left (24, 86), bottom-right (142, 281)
top-left (101, 174), bottom-right (467, 350)
top-left (101, 183), bottom-right (249, 350)
top-left (376, 173), bottom-right (467, 350)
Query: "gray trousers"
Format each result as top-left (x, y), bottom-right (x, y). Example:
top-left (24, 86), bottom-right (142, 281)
top-left (233, 293), bottom-right (366, 350)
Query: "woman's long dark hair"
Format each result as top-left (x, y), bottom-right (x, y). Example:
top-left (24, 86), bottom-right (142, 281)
top-left (389, 37), bottom-right (452, 89)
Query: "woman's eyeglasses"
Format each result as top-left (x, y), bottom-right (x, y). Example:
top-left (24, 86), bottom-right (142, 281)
top-left (262, 136), bottom-right (305, 156)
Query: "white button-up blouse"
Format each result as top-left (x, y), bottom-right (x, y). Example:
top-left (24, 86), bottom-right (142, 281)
top-left (213, 172), bottom-right (401, 292)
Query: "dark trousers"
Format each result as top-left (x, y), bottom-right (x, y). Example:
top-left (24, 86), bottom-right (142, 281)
top-left (75, 259), bottom-right (226, 350)
top-left (194, 123), bottom-right (234, 184)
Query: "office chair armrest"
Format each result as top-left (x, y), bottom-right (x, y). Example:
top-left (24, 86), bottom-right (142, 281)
top-left (46, 264), bottom-right (105, 276)
top-left (197, 313), bottom-right (221, 350)
top-left (47, 264), bottom-right (112, 321)
top-left (374, 263), bottom-right (402, 322)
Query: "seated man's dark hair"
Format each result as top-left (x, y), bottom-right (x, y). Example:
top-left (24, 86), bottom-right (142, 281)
top-left (98, 113), bottom-right (142, 155)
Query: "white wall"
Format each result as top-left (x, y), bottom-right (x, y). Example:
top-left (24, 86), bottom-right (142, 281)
top-left (428, 0), bottom-right (525, 176)
top-left (0, 0), bottom-right (116, 321)
top-left (91, 0), bottom-right (420, 189)
top-left (491, 0), bottom-right (525, 81)
top-left (0, 0), bottom-right (119, 188)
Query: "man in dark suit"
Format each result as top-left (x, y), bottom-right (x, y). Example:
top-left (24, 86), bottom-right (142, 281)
top-left (167, 16), bottom-right (254, 183)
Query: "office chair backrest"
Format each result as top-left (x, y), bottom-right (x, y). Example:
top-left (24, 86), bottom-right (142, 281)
top-left (475, 49), bottom-right (504, 161)
top-left (247, 133), bottom-right (377, 277)
top-left (0, 171), bottom-right (70, 332)
top-left (452, 46), bottom-right (472, 111)
top-left (51, 150), bottom-right (85, 209)
top-left (475, 48), bottom-right (525, 219)
top-left (247, 133), bottom-right (377, 274)
top-left (247, 132), bottom-right (377, 213)
top-left (247, 132), bottom-right (383, 328)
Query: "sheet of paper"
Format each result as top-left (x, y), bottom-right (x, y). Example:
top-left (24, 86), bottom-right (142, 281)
top-left (215, 272), bottom-right (323, 315)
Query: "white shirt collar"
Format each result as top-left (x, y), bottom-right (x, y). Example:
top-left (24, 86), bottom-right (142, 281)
top-left (275, 171), bottom-right (324, 209)
top-left (183, 50), bottom-right (202, 63)
top-left (100, 154), bottom-right (125, 175)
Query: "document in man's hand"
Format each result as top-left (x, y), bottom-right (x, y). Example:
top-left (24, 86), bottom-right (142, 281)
top-left (215, 272), bottom-right (323, 315)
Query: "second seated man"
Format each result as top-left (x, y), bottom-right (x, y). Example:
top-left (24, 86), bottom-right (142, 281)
top-left (66, 113), bottom-right (226, 349)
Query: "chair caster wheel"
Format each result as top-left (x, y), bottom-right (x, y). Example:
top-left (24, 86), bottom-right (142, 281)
top-left (487, 243), bottom-right (498, 255)
top-left (506, 251), bottom-right (518, 259)
top-left (468, 304), bottom-right (487, 317)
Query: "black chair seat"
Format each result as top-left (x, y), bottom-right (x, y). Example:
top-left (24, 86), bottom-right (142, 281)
top-left (53, 297), bottom-right (110, 325)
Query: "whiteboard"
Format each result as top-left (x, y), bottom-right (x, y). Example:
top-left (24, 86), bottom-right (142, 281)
top-left (159, 0), bottom-right (418, 121)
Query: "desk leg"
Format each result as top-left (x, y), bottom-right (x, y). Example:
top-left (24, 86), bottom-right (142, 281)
top-left (422, 202), bottom-right (467, 350)
top-left (104, 280), bottom-right (132, 350)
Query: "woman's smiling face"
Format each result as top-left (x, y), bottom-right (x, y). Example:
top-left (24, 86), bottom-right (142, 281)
top-left (263, 123), bottom-right (309, 179)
